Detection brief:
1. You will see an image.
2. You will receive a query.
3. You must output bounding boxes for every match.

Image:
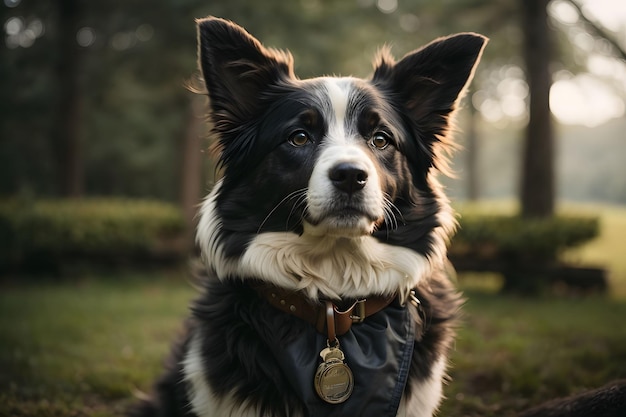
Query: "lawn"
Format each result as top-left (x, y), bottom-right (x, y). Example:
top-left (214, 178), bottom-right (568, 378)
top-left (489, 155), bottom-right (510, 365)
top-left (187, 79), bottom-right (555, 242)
top-left (1, 204), bottom-right (625, 416)
top-left (441, 293), bottom-right (626, 416)
top-left (0, 271), bottom-right (194, 417)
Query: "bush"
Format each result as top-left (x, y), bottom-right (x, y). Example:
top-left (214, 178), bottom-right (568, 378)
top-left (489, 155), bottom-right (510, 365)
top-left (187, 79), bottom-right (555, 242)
top-left (451, 213), bottom-right (600, 261)
top-left (450, 213), bottom-right (603, 294)
top-left (0, 198), bottom-right (186, 270)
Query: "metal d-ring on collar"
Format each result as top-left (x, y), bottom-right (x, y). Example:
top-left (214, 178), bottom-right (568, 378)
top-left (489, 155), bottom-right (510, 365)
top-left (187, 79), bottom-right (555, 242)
top-left (322, 298), bottom-right (367, 344)
top-left (336, 299), bottom-right (366, 324)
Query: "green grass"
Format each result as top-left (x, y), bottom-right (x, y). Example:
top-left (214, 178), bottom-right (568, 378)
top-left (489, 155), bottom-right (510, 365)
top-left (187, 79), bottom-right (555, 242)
top-left (0, 271), bottom-right (194, 417)
top-left (1, 276), bottom-right (625, 417)
top-left (1, 203), bottom-right (625, 416)
top-left (441, 293), bottom-right (626, 416)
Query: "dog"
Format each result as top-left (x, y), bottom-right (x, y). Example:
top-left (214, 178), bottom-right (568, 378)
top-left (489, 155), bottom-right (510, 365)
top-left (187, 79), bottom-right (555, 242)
top-left (131, 17), bottom-right (486, 417)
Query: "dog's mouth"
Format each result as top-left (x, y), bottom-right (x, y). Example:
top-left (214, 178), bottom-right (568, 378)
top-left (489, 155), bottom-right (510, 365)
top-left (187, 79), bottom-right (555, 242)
top-left (305, 204), bottom-right (382, 237)
top-left (333, 205), bottom-right (370, 218)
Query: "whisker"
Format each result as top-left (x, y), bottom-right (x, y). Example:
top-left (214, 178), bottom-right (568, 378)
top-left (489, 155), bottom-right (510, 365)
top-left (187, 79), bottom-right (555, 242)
top-left (285, 190), bottom-right (308, 230)
top-left (388, 196), bottom-right (405, 225)
top-left (257, 188), bottom-right (307, 234)
top-left (384, 206), bottom-right (396, 231)
top-left (382, 195), bottom-right (404, 235)
top-left (383, 207), bottom-right (396, 240)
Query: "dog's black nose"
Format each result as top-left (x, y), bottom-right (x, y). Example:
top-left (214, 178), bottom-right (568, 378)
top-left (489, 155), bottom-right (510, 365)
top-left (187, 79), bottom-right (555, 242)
top-left (329, 163), bottom-right (368, 194)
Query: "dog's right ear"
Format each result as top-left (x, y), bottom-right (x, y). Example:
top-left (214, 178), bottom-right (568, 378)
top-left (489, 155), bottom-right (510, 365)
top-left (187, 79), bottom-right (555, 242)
top-left (197, 17), bottom-right (295, 135)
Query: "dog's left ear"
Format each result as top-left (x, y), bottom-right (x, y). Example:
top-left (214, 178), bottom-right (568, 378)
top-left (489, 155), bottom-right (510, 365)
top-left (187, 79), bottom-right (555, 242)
top-left (372, 33), bottom-right (487, 133)
top-left (196, 17), bottom-right (295, 136)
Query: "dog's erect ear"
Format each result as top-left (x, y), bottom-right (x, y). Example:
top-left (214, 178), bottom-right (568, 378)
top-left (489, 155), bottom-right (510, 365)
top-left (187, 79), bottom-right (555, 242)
top-left (196, 17), bottom-right (295, 133)
top-left (372, 33), bottom-right (487, 134)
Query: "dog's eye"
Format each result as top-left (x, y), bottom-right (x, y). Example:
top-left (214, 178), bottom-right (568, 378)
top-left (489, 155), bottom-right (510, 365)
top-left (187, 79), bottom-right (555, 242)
top-left (370, 132), bottom-right (390, 150)
top-left (288, 130), bottom-right (310, 147)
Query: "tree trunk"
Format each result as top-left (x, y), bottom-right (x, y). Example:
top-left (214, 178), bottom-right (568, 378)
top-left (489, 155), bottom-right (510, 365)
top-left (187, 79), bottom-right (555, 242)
top-left (179, 96), bottom-right (205, 249)
top-left (54, 0), bottom-right (83, 197)
top-left (466, 97), bottom-right (479, 201)
top-left (520, 0), bottom-right (555, 218)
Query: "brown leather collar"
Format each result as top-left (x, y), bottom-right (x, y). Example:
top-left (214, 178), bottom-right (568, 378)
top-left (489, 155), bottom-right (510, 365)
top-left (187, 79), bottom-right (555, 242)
top-left (254, 284), bottom-right (397, 336)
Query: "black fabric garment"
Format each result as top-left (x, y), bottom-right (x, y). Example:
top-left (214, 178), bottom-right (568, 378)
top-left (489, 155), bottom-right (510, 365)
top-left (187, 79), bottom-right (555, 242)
top-left (193, 279), bottom-right (417, 417)
top-left (267, 298), bottom-right (416, 417)
top-left (128, 272), bottom-right (462, 417)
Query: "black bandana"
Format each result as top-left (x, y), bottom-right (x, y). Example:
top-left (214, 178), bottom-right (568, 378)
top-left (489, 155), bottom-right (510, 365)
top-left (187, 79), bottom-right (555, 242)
top-left (190, 279), bottom-right (438, 417)
top-left (268, 300), bottom-right (416, 416)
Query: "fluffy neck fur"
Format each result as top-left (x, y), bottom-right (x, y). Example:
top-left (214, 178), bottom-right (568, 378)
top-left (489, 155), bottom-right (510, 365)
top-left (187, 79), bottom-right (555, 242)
top-left (196, 180), bottom-right (439, 301)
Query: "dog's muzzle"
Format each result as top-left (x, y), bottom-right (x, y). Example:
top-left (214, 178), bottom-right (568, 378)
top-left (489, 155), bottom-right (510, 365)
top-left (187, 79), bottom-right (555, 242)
top-left (305, 145), bottom-right (385, 235)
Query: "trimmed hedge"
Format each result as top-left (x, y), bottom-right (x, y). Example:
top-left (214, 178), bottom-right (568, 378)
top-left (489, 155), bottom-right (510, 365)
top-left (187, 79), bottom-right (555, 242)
top-left (451, 213), bottom-right (600, 261)
top-left (0, 198), bottom-right (600, 274)
top-left (0, 198), bottom-right (186, 269)
top-left (450, 212), bottom-right (603, 294)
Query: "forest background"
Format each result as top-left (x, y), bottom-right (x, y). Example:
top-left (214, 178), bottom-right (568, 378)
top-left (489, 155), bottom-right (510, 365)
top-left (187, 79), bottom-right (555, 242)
top-left (2, 1), bottom-right (626, 416)
top-left (3, 0), bottom-right (626, 209)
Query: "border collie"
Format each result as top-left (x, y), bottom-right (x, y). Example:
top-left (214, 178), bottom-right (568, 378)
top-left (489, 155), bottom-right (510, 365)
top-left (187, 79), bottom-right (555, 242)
top-left (132, 17), bottom-right (486, 417)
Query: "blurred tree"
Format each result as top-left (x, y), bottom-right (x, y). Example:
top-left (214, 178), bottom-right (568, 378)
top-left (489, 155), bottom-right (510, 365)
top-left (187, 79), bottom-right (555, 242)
top-left (1, 0), bottom-right (204, 201)
top-left (53, 0), bottom-right (84, 196)
top-left (2, 0), bottom-right (624, 210)
top-left (466, 94), bottom-right (480, 201)
top-left (520, 0), bottom-right (555, 218)
top-left (179, 93), bottom-right (206, 246)
top-left (1, 0), bottom-right (57, 196)
top-left (435, 0), bottom-right (625, 216)
top-left (511, 0), bottom-right (625, 217)
top-left (566, 0), bottom-right (626, 61)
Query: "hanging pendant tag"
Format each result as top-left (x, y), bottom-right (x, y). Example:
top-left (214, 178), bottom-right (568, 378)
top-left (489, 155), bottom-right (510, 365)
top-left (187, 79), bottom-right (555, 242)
top-left (314, 301), bottom-right (354, 404)
top-left (314, 343), bottom-right (354, 404)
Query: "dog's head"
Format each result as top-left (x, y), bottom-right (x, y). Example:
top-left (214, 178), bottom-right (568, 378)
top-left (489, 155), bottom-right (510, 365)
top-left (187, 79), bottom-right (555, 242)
top-left (196, 17), bottom-right (486, 298)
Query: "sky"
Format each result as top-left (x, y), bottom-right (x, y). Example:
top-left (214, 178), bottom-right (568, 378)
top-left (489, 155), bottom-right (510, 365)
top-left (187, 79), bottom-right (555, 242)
top-left (548, 0), bottom-right (626, 127)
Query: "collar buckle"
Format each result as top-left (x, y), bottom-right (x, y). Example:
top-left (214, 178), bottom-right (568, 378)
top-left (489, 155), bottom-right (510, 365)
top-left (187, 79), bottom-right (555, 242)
top-left (349, 299), bottom-right (366, 323)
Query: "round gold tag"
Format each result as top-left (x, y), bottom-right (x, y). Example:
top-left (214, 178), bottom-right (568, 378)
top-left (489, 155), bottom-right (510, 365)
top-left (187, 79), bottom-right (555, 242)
top-left (314, 360), bottom-right (354, 404)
